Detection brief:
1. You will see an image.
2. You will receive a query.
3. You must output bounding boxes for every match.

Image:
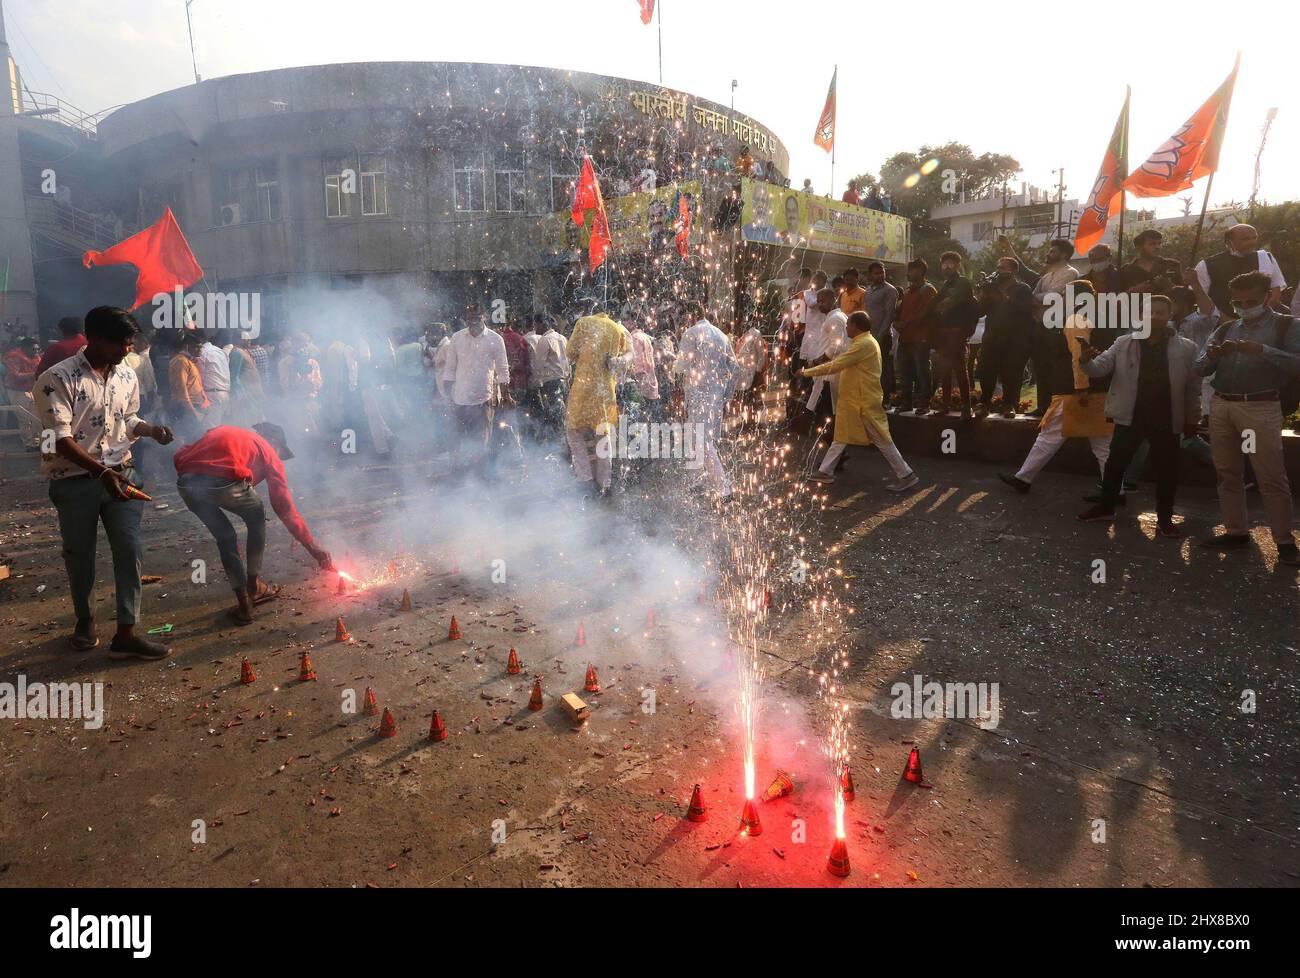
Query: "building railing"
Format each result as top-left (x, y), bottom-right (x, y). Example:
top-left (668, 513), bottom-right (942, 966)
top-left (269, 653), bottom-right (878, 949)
top-left (18, 90), bottom-right (101, 137)
top-left (24, 195), bottom-right (123, 253)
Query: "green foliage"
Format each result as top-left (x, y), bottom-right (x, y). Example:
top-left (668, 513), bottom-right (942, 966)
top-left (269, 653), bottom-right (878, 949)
top-left (851, 142), bottom-right (1020, 220)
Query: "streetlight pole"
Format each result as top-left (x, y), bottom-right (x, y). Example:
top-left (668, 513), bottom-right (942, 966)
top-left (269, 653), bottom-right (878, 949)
top-left (185, 1), bottom-right (201, 85)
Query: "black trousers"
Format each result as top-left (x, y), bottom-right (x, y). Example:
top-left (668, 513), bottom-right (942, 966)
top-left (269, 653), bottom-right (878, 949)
top-left (1100, 423), bottom-right (1180, 519)
top-left (977, 339), bottom-right (1028, 409)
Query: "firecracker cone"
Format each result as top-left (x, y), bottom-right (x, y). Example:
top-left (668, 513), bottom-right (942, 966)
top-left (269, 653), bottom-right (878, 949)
top-left (760, 769), bottom-right (794, 802)
top-left (449, 558), bottom-right (459, 575)
top-left (429, 710), bottom-right (447, 742)
top-left (240, 658), bottom-right (257, 685)
top-left (528, 677), bottom-right (544, 711)
top-left (336, 574), bottom-right (347, 595)
top-left (298, 651), bottom-right (317, 682)
top-left (573, 622), bottom-right (586, 647)
top-left (762, 588), bottom-right (771, 611)
top-left (903, 746), bottom-right (924, 784)
top-left (739, 798), bottom-right (763, 836)
top-left (584, 663), bottom-right (600, 693)
top-left (645, 608), bottom-right (655, 630)
top-left (387, 560), bottom-right (398, 579)
top-left (827, 836), bottom-right (851, 877)
top-left (686, 783), bottom-right (708, 822)
top-left (335, 616), bottom-right (351, 642)
top-left (399, 589), bottom-right (411, 612)
top-left (378, 707), bottom-right (397, 738)
top-left (506, 648), bottom-right (521, 675)
top-left (447, 615), bottom-right (462, 640)
top-left (362, 686), bottom-right (378, 717)
top-left (840, 766), bottom-right (856, 802)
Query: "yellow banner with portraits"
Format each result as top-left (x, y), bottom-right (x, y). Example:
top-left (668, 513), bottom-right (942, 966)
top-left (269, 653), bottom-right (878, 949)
top-left (738, 179), bottom-right (910, 264)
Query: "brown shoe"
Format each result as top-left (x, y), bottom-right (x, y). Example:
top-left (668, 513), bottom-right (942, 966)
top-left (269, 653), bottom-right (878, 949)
top-left (70, 618), bottom-right (99, 651)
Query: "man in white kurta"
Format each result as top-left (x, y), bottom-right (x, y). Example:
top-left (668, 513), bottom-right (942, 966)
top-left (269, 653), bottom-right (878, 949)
top-left (443, 305), bottom-right (511, 476)
top-left (674, 304), bottom-right (740, 499)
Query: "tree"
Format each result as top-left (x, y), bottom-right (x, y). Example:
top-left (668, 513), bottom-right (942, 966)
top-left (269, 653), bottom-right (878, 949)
top-left (851, 142), bottom-right (1021, 220)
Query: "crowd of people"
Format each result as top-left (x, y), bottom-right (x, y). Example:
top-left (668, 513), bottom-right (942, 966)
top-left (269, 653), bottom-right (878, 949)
top-left (778, 220), bottom-right (1300, 561)
top-left (4, 215), bottom-right (1298, 660)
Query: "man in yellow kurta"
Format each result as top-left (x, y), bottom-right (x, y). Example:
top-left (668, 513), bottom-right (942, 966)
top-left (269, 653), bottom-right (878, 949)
top-left (998, 280), bottom-right (1112, 495)
top-left (799, 311), bottom-right (918, 490)
top-left (565, 306), bottom-right (630, 495)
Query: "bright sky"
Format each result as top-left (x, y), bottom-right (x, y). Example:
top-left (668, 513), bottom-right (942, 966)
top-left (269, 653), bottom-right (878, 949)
top-left (7, 0), bottom-right (1297, 216)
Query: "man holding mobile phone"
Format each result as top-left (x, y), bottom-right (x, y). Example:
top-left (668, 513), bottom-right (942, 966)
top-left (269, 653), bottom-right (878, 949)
top-left (1194, 271), bottom-right (1300, 564)
top-left (33, 306), bottom-right (177, 657)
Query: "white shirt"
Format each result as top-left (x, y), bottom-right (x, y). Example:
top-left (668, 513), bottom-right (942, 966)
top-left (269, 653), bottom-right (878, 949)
top-left (1033, 264), bottom-right (1080, 299)
top-left (803, 308), bottom-right (848, 363)
top-left (736, 327), bottom-right (768, 389)
top-left (444, 326), bottom-right (509, 406)
top-left (197, 341), bottom-right (231, 395)
top-left (1195, 250), bottom-right (1287, 314)
top-left (531, 329), bottom-right (569, 385)
top-left (33, 350), bottom-right (145, 480)
top-left (801, 306), bottom-right (827, 360)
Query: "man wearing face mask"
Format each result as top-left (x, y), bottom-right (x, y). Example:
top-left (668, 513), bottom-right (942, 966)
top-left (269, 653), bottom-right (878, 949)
top-left (1194, 224), bottom-right (1287, 317)
top-left (1194, 271), bottom-right (1300, 565)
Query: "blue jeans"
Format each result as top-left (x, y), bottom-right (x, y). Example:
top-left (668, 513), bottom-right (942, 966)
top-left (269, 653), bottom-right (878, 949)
top-left (177, 474), bottom-right (266, 590)
top-left (48, 466), bottom-right (145, 626)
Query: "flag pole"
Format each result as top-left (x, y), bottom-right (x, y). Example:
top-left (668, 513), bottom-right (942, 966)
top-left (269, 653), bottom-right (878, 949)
top-left (657, 1), bottom-right (663, 86)
top-left (1116, 190), bottom-right (1126, 267)
top-left (1189, 170), bottom-right (1216, 268)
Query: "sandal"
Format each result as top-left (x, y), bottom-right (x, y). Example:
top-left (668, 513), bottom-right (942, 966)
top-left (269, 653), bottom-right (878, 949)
top-left (251, 582), bottom-right (282, 605)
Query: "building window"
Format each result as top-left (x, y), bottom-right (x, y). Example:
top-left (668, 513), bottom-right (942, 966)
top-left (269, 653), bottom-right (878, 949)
top-left (324, 157), bottom-right (353, 219)
top-left (550, 166), bottom-right (577, 213)
top-left (494, 150), bottom-right (526, 213)
top-left (453, 149), bottom-right (486, 212)
top-left (215, 163), bottom-right (281, 225)
top-left (360, 155), bottom-right (389, 216)
top-left (972, 220), bottom-right (995, 242)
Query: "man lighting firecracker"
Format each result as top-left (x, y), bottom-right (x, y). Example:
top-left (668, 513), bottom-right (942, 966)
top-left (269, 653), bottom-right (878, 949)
top-left (797, 310), bottom-right (919, 490)
top-left (33, 307), bottom-right (177, 658)
top-left (173, 423), bottom-right (332, 625)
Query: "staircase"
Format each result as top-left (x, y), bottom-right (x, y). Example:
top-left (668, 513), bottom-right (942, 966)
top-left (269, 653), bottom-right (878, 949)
top-left (25, 194), bottom-right (123, 255)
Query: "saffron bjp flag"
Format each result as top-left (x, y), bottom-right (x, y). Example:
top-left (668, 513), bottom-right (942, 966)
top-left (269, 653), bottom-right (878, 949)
top-left (1074, 87), bottom-right (1130, 255)
top-left (638, 0), bottom-right (655, 25)
top-left (1122, 55), bottom-right (1239, 198)
top-left (814, 67), bottom-right (836, 153)
top-left (571, 155), bottom-right (611, 273)
top-left (82, 207), bottom-right (203, 310)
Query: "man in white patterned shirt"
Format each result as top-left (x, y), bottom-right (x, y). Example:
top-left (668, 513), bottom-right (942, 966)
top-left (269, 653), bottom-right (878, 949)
top-left (33, 307), bottom-right (176, 659)
top-left (443, 303), bottom-right (513, 476)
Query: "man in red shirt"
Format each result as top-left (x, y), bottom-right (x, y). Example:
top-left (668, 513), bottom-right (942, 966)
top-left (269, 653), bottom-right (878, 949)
top-left (35, 317), bottom-right (89, 378)
top-left (174, 423), bottom-right (332, 624)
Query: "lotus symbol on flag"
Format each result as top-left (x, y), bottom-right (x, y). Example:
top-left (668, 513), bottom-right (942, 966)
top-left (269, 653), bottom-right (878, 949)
top-left (1138, 123), bottom-right (1197, 182)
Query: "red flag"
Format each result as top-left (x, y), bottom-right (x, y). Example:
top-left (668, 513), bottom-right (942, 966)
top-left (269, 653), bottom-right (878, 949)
top-left (638, 0), bottom-right (655, 25)
top-left (813, 67), bottom-right (836, 153)
top-left (1122, 56), bottom-right (1239, 199)
top-left (675, 191), bottom-right (691, 258)
top-left (571, 156), bottom-right (611, 273)
top-left (1074, 88), bottom-right (1130, 255)
top-left (82, 207), bottom-right (203, 310)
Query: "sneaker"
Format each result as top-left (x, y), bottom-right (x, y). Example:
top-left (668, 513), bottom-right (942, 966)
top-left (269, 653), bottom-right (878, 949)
top-left (998, 473), bottom-right (1031, 494)
top-left (1157, 520), bottom-right (1182, 539)
top-left (1082, 492), bottom-right (1127, 507)
top-left (70, 618), bottom-right (99, 651)
top-left (887, 472), bottom-right (919, 492)
top-left (805, 472), bottom-right (835, 484)
top-left (1077, 505), bottom-right (1116, 523)
top-left (108, 634), bottom-right (172, 660)
top-left (1277, 543), bottom-right (1300, 567)
top-left (1198, 533), bottom-right (1251, 550)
